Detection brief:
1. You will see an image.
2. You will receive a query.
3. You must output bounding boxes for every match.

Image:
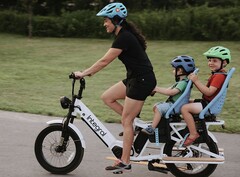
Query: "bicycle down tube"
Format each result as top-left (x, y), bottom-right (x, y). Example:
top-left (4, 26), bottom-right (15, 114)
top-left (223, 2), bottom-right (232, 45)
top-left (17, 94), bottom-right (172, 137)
top-left (72, 98), bottom-right (122, 149)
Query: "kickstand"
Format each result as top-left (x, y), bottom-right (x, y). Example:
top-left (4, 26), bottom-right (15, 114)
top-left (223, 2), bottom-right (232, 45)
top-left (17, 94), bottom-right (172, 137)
top-left (148, 162), bottom-right (168, 174)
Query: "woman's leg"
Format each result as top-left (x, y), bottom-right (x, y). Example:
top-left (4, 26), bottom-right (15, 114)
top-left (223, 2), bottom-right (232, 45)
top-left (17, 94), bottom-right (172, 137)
top-left (101, 81), bottom-right (126, 116)
top-left (121, 97), bottom-right (144, 164)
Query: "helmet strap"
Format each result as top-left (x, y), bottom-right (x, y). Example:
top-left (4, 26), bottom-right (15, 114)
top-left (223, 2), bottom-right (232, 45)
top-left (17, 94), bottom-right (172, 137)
top-left (112, 25), bottom-right (117, 34)
top-left (175, 67), bottom-right (187, 82)
top-left (212, 60), bottom-right (224, 74)
top-left (111, 18), bottom-right (124, 34)
top-left (175, 73), bottom-right (187, 82)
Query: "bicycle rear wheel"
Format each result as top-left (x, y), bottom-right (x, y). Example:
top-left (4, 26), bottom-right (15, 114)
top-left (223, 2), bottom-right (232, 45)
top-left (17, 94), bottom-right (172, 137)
top-left (34, 124), bottom-right (84, 174)
top-left (164, 130), bottom-right (219, 177)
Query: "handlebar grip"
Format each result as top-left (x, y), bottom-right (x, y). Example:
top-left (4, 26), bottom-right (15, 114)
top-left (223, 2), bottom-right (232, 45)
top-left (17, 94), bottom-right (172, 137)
top-left (69, 72), bottom-right (75, 79)
top-left (193, 68), bottom-right (199, 74)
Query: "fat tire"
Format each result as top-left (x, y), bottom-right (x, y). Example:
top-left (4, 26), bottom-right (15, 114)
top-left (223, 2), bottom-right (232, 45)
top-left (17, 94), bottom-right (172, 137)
top-left (34, 124), bottom-right (84, 174)
top-left (164, 130), bottom-right (218, 177)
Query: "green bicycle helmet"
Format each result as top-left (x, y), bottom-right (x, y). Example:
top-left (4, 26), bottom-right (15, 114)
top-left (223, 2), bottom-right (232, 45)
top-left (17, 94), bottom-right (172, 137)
top-left (203, 46), bottom-right (231, 64)
top-left (96, 3), bottom-right (127, 19)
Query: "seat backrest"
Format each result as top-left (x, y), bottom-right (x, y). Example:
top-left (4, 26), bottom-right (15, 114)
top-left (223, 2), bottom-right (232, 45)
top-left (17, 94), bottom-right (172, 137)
top-left (199, 67), bottom-right (235, 119)
top-left (165, 68), bottom-right (199, 119)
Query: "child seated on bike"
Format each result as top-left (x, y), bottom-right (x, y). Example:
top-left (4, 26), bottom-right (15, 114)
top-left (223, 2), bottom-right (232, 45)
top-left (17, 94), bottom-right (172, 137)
top-left (142, 55), bottom-right (195, 135)
top-left (181, 46), bottom-right (231, 146)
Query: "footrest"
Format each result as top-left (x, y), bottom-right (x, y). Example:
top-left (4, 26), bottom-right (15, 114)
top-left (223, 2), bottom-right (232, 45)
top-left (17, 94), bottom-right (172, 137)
top-left (148, 161), bottom-right (168, 174)
top-left (162, 156), bottom-right (224, 164)
top-left (106, 156), bottom-right (167, 168)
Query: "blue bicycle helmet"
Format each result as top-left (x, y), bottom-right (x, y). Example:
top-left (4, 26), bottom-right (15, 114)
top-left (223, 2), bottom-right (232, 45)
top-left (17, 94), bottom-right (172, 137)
top-left (171, 55), bottom-right (195, 74)
top-left (96, 2), bottom-right (127, 19)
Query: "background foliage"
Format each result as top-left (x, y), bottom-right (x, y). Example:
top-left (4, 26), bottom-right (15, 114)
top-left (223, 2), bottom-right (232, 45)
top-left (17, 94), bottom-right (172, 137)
top-left (1, 0), bottom-right (240, 15)
top-left (0, 0), bottom-right (240, 40)
top-left (0, 6), bottom-right (240, 40)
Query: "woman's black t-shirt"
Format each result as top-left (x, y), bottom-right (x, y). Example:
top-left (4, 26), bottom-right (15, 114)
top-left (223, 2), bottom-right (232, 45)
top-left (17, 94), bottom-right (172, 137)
top-left (111, 28), bottom-right (154, 79)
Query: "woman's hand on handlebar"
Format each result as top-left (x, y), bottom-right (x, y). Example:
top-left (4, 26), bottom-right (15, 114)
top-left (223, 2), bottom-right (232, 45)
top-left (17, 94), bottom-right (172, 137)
top-left (73, 71), bottom-right (84, 79)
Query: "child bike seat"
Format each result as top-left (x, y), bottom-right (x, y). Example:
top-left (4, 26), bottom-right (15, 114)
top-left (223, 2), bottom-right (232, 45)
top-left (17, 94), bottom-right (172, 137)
top-left (165, 68), bottom-right (199, 119)
top-left (199, 67), bottom-right (235, 119)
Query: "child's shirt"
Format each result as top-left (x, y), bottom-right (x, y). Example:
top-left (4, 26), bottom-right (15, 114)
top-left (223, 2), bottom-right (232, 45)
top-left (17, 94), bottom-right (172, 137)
top-left (203, 69), bottom-right (227, 102)
top-left (167, 77), bottom-right (188, 103)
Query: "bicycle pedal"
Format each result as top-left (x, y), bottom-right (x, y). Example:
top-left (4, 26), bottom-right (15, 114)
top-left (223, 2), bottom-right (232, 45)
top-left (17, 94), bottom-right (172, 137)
top-left (113, 171), bottom-right (123, 174)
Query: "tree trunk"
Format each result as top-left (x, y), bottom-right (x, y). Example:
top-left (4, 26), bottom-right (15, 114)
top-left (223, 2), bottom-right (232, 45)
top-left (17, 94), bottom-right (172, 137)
top-left (28, 1), bottom-right (33, 38)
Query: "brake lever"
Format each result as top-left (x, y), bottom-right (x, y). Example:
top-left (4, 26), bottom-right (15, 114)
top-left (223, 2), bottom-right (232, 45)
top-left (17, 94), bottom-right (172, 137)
top-left (69, 72), bottom-right (75, 79)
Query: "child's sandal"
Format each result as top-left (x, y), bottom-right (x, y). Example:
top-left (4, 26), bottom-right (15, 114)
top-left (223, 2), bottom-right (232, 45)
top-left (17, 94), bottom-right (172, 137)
top-left (184, 134), bottom-right (200, 146)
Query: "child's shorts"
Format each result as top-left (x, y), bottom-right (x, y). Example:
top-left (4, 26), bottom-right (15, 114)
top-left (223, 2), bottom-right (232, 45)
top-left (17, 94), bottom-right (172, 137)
top-left (194, 99), bottom-right (209, 108)
top-left (154, 102), bottom-right (173, 116)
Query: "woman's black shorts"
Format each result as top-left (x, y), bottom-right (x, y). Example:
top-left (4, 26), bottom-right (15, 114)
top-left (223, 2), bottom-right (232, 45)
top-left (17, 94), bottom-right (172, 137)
top-left (122, 73), bottom-right (156, 101)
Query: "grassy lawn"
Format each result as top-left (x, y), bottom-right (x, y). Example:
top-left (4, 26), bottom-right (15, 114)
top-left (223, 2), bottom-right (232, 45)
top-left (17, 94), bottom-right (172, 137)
top-left (0, 33), bottom-right (239, 133)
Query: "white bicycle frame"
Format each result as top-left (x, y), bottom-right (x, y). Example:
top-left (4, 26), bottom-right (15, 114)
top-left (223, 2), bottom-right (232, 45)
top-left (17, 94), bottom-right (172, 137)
top-left (47, 97), bottom-right (225, 165)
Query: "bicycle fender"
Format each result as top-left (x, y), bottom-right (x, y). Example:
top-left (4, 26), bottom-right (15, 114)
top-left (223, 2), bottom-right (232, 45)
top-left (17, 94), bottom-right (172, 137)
top-left (46, 120), bottom-right (86, 148)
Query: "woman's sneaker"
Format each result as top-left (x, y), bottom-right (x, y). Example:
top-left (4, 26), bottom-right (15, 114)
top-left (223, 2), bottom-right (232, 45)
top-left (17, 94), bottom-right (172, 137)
top-left (105, 159), bottom-right (131, 174)
top-left (141, 125), bottom-right (155, 135)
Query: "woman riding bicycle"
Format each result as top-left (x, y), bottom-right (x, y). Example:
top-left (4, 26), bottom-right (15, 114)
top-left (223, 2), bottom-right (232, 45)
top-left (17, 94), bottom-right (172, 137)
top-left (74, 2), bottom-right (156, 173)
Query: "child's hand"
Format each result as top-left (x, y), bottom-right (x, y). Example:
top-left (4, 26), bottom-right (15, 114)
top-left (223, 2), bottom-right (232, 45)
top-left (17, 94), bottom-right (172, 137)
top-left (188, 73), bottom-right (198, 82)
top-left (150, 90), bottom-right (156, 96)
top-left (150, 87), bottom-right (158, 96)
top-left (153, 86), bottom-right (162, 93)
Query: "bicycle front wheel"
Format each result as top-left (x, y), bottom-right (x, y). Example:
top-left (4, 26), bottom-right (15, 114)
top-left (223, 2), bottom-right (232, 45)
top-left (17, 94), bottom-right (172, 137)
top-left (34, 124), bottom-right (84, 174)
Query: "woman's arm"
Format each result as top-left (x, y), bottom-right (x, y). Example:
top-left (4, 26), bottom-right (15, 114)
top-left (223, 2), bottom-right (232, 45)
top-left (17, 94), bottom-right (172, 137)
top-left (74, 48), bottom-right (122, 78)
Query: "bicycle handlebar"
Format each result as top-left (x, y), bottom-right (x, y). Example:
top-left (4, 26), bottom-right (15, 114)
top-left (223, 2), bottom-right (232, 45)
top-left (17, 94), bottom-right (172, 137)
top-left (69, 72), bottom-right (85, 99)
top-left (69, 72), bottom-right (75, 79)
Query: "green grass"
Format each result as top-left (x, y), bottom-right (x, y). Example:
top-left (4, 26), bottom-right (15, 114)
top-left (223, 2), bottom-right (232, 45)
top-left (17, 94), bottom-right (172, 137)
top-left (0, 33), bottom-right (239, 133)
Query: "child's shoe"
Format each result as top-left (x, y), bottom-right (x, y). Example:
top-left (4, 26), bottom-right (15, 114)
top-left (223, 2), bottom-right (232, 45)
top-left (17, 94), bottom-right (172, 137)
top-left (141, 125), bottom-right (155, 135)
top-left (183, 133), bottom-right (200, 146)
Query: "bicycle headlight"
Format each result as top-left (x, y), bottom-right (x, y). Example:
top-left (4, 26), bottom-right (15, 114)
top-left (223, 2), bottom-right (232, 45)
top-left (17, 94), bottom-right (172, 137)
top-left (60, 96), bottom-right (72, 109)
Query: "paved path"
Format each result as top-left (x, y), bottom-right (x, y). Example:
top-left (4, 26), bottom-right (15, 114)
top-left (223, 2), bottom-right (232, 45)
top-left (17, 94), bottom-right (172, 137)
top-left (0, 110), bottom-right (240, 177)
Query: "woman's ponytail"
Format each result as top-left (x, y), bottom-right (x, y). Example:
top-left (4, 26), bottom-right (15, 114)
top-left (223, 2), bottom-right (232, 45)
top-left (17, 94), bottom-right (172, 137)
top-left (122, 20), bottom-right (147, 50)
